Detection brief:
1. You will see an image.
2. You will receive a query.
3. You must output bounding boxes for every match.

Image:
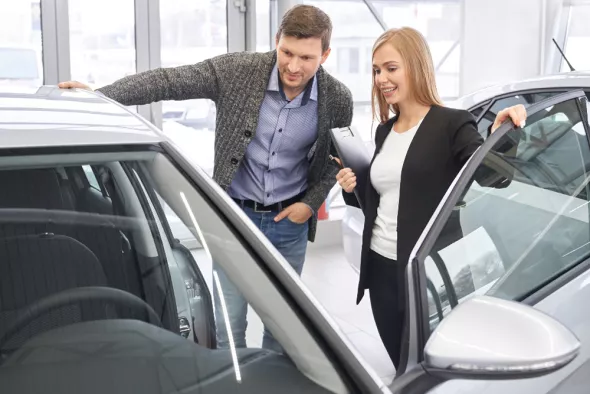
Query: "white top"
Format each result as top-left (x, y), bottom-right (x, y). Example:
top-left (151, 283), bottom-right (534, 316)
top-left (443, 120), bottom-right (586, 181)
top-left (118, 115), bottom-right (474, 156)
top-left (370, 119), bottom-right (423, 260)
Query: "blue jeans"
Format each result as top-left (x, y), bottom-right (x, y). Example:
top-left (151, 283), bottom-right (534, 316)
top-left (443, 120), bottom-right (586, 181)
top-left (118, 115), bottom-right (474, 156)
top-left (213, 205), bottom-right (309, 352)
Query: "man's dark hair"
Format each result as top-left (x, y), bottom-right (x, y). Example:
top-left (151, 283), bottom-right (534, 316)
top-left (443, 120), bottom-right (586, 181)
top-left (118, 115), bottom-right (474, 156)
top-left (276, 5), bottom-right (332, 52)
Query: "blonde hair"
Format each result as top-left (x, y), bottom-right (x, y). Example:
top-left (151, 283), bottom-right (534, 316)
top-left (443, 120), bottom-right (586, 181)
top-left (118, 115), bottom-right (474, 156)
top-left (371, 27), bottom-right (443, 124)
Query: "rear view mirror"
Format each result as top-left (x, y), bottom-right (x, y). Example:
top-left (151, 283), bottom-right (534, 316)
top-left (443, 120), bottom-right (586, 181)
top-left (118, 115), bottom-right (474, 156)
top-left (424, 295), bottom-right (580, 380)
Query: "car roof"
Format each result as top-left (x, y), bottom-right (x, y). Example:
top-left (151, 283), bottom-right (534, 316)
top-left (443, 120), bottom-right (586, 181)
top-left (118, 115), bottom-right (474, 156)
top-left (449, 70), bottom-right (590, 109)
top-left (0, 86), bottom-right (165, 149)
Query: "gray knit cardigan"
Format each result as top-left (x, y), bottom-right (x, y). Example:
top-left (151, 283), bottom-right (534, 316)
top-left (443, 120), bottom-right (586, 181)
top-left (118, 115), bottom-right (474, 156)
top-left (97, 50), bottom-right (354, 242)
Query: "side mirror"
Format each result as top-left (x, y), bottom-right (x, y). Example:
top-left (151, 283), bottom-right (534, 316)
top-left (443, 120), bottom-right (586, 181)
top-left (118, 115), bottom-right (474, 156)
top-left (424, 295), bottom-right (580, 380)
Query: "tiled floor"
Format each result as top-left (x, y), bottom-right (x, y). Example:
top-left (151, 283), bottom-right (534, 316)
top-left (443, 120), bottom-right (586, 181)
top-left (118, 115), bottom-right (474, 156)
top-left (302, 245), bottom-right (396, 384)
top-left (243, 244), bottom-right (396, 385)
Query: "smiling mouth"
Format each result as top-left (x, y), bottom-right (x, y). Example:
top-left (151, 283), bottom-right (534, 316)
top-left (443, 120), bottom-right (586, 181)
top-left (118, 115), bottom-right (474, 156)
top-left (382, 87), bottom-right (397, 93)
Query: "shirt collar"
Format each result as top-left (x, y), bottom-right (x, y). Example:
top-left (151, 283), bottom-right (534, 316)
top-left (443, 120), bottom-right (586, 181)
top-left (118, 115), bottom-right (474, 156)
top-left (267, 63), bottom-right (318, 105)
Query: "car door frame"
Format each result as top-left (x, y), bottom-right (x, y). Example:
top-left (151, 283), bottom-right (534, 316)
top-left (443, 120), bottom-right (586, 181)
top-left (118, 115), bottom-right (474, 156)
top-left (391, 89), bottom-right (590, 392)
top-left (468, 87), bottom-right (590, 130)
top-left (157, 140), bottom-right (389, 393)
top-left (127, 161), bottom-right (218, 347)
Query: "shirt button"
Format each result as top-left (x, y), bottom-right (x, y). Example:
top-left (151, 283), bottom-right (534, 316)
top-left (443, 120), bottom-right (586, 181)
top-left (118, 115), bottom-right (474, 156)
top-left (278, 128), bottom-right (283, 133)
top-left (244, 130), bottom-right (252, 137)
top-left (267, 193), bottom-right (270, 197)
top-left (231, 158), bottom-right (238, 165)
top-left (272, 152), bottom-right (276, 156)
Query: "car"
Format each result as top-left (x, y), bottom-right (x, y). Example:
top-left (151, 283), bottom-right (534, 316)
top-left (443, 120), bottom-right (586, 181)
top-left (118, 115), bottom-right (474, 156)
top-left (0, 45), bottom-right (42, 88)
top-left (0, 85), bottom-right (585, 394)
top-left (162, 99), bottom-right (217, 131)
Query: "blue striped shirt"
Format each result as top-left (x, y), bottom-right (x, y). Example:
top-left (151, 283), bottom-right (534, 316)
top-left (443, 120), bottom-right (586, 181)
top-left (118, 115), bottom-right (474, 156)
top-left (227, 63), bottom-right (319, 206)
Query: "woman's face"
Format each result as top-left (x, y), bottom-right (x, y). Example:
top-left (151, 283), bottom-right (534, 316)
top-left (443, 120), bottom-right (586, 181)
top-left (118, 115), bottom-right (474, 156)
top-left (373, 43), bottom-right (410, 106)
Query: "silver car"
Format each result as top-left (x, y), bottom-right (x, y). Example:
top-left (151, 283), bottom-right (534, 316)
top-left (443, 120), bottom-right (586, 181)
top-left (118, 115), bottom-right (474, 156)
top-left (0, 86), bottom-right (585, 394)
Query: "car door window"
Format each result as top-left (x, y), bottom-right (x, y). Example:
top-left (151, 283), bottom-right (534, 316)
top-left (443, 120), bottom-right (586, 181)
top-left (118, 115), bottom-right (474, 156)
top-left (423, 94), bottom-right (590, 333)
top-left (477, 91), bottom-right (564, 136)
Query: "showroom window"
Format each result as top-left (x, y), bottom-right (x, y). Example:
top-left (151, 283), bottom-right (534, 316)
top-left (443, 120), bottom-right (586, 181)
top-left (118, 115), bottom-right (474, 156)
top-left (257, 0), bottom-right (271, 52)
top-left (0, 0), bottom-right (43, 87)
top-left (68, 0), bottom-right (136, 89)
top-left (305, 0), bottom-right (462, 143)
top-left (159, 0), bottom-right (227, 174)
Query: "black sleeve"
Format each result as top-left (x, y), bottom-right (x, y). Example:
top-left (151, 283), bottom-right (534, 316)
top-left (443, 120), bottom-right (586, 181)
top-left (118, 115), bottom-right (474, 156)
top-left (342, 188), bottom-right (361, 208)
top-left (450, 113), bottom-right (483, 167)
top-left (451, 112), bottom-right (515, 189)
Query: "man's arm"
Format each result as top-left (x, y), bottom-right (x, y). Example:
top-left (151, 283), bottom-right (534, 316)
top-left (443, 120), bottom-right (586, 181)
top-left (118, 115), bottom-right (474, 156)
top-left (60, 56), bottom-right (226, 107)
top-left (98, 60), bottom-right (221, 106)
top-left (300, 86), bottom-right (354, 213)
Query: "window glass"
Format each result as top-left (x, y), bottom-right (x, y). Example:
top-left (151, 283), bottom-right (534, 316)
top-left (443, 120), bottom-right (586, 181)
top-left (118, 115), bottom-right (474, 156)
top-left (0, 150), bottom-right (348, 392)
top-left (0, 0), bottom-right (43, 87)
top-left (159, 0), bottom-right (227, 176)
top-left (305, 0), bottom-right (462, 142)
top-left (424, 97), bottom-right (590, 333)
top-left (477, 92), bottom-right (564, 136)
top-left (68, 0), bottom-right (136, 90)
top-left (82, 165), bottom-right (100, 190)
top-left (256, 0), bottom-right (271, 52)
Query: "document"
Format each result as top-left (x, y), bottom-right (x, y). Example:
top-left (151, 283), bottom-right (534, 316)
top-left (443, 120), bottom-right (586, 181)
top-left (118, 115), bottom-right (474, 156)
top-left (330, 126), bottom-right (372, 210)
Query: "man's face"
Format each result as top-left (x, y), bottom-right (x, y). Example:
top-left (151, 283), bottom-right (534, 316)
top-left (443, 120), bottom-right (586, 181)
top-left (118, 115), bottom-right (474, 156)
top-left (275, 35), bottom-right (330, 93)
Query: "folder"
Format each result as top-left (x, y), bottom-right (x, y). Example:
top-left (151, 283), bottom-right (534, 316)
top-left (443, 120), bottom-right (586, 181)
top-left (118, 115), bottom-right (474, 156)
top-left (330, 126), bottom-right (372, 210)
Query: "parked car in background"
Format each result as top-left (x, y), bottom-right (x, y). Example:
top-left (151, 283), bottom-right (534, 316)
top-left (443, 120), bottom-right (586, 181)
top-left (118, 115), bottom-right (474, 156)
top-left (162, 98), bottom-right (216, 131)
top-left (0, 45), bottom-right (42, 88)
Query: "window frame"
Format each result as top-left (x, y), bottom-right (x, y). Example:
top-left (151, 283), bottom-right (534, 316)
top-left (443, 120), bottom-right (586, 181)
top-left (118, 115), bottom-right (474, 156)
top-left (401, 90), bottom-right (590, 373)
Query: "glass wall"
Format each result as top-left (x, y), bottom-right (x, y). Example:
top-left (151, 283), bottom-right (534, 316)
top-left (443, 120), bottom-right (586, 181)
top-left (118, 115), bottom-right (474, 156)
top-left (159, 0), bottom-right (228, 177)
top-left (68, 0), bottom-right (136, 89)
top-left (257, 0), bottom-right (271, 52)
top-left (0, 0), bottom-right (43, 88)
top-left (305, 0), bottom-right (462, 142)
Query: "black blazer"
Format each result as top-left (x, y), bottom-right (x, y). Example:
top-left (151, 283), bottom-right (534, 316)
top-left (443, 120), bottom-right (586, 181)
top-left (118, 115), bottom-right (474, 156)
top-left (343, 105), bottom-right (487, 305)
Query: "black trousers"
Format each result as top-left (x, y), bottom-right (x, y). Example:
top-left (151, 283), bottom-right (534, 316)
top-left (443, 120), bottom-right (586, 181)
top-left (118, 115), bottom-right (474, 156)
top-left (367, 249), bottom-right (405, 370)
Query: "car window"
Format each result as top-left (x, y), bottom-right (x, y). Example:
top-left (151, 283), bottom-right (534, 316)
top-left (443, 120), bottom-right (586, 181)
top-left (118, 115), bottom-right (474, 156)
top-left (476, 92), bottom-right (564, 136)
top-left (82, 164), bottom-right (101, 191)
top-left (0, 150), bottom-right (352, 393)
top-left (424, 96), bottom-right (590, 333)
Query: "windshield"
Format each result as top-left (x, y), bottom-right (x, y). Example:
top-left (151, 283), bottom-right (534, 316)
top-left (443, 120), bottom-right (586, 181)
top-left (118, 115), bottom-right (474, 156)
top-left (0, 148), bottom-right (349, 393)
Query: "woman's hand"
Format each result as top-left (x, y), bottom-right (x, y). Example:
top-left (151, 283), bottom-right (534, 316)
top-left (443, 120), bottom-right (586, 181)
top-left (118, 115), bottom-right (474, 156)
top-left (334, 157), bottom-right (357, 193)
top-left (491, 104), bottom-right (527, 133)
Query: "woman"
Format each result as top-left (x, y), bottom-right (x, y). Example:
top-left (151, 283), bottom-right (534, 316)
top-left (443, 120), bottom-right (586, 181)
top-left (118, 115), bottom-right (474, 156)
top-left (335, 27), bottom-right (527, 370)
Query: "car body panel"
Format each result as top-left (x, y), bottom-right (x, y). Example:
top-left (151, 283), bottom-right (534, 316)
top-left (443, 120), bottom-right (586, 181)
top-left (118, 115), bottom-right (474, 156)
top-left (448, 70), bottom-right (590, 110)
top-left (0, 86), bottom-right (164, 148)
top-left (429, 263), bottom-right (590, 394)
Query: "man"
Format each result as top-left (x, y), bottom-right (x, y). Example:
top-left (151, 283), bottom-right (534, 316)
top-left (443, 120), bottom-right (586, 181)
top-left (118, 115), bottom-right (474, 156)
top-left (59, 5), bottom-right (352, 352)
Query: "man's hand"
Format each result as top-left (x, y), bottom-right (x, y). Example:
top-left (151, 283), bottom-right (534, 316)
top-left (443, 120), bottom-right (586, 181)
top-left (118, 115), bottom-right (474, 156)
top-left (491, 104), bottom-right (527, 133)
top-left (58, 81), bottom-right (93, 91)
top-left (274, 202), bottom-right (313, 224)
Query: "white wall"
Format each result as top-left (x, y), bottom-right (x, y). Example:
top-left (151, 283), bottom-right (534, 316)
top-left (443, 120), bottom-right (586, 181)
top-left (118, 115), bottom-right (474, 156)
top-left (460, 0), bottom-right (545, 95)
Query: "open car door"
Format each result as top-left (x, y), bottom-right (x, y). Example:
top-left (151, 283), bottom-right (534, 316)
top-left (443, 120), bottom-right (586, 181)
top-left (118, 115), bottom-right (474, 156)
top-left (389, 90), bottom-right (590, 394)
